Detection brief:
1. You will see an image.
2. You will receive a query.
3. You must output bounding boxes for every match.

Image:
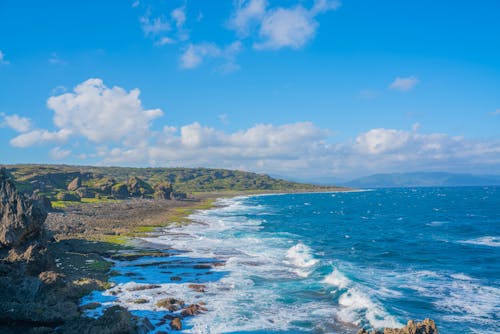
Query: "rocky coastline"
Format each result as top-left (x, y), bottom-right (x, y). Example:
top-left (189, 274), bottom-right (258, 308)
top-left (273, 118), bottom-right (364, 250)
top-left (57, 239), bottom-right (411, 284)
top-left (0, 167), bottom-right (439, 333)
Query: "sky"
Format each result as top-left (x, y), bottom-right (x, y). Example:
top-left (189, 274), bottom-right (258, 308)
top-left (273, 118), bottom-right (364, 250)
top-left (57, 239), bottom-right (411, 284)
top-left (0, 0), bottom-right (499, 181)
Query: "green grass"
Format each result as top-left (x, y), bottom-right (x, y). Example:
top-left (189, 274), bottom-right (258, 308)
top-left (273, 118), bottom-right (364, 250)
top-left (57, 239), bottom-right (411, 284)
top-left (99, 234), bottom-right (129, 245)
top-left (51, 197), bottom-right (120, 208)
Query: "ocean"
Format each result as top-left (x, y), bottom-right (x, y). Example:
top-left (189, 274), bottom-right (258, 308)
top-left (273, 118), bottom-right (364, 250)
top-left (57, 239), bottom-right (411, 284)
top-left (82, 187), bottom-right (500, 333)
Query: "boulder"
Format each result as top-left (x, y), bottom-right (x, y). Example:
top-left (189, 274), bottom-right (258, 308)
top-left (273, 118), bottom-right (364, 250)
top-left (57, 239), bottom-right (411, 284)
top-left (75, 187), bottom-right (95, 199)
top-left (67, 177), bottom-right (82, 191)
top-left (170, 317), bottom-right (182, 330)
top-left (180, 303), bottom-right (207, 317)
top-left (0, 168), bottom-right (47, 247)
top-left (357, 319), bottom-right (438, 334)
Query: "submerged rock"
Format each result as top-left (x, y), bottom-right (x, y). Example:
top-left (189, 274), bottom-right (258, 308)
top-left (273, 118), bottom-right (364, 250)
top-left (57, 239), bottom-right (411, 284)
top-left (358, 319), bottom-right (438, 334)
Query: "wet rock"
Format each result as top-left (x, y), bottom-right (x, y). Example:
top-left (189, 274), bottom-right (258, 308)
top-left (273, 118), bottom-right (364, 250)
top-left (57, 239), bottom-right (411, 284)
top-left (135, 316), bottom-right (154, 334)
top-left (128, 284), bottom-right (161, 291)
top-left (133, 298), bottom-right (149, 304)
top-left (60, 305), bottom-right (135, 333)
top-left (170, 317), bottom-right (182, 330)
top-left (188, 283), bottom-right (206, 292)
top-left (156, 297), bottom-right (185, 312)
top-left (80, 302), bottom-right (101, 311)
top-left (180, 303), bottom-right (207, 317)
top-left (170, 275), bottom-right (182, 281)
top-left (358, 319), bottom-right (439, 334)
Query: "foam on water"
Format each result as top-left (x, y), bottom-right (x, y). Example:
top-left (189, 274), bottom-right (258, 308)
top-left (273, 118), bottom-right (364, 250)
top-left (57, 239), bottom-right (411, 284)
top-left (459, 236), bottom-right (500, 247)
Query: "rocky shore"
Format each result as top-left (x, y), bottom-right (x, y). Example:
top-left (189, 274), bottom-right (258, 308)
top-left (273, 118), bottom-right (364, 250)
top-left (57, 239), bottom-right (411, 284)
top-left (0, 167), bottom-right (439, 333)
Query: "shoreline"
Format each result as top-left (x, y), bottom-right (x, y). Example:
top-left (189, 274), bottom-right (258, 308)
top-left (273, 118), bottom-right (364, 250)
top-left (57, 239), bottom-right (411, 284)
top-left (37, 189), bottom-right (438, 333)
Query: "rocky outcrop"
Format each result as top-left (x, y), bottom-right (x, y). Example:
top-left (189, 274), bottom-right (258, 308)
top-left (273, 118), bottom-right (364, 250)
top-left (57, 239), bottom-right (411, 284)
top-left (0, 169), bottom-right (47, 248)
top-left (112, 183), bottom-right (129, 199)
top-left (127, 176), bottom-right (153, 198)
top-left (153, 182), bottom-right (173, 200)
top-left (67, 176), bottom-right (82, 191)
top-left (358, 319), bottom-right (438, 334)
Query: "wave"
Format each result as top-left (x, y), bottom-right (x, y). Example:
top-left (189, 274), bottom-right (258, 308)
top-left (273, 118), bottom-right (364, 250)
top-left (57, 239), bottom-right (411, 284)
top-left (459, 236), bottom-right (500, 247)
top-left (284, 243), bottom-right (319, 277)
top-left (322, 268), bottom-right (402, 329)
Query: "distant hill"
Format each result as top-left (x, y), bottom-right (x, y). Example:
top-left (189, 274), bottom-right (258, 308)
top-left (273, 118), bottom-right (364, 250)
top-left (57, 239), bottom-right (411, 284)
top-left (1, 164), bottom-right (344, 202)
top-left (345, 172), bottom-right (500, 188)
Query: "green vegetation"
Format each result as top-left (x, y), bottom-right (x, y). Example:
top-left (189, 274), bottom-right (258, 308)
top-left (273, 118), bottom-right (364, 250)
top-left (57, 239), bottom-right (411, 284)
top-left (3, 164), bottom-right (342, 204)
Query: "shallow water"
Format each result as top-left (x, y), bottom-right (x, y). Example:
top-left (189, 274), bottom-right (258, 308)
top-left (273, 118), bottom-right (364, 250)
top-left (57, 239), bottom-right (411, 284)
top-left (82, 187), bottom-right (500, 333)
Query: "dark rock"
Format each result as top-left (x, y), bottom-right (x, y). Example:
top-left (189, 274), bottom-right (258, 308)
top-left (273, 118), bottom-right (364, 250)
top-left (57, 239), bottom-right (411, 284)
top-left (67, 177), bottom-right (82, 191)
top-left (60, 305), bottom-right (135, 334)
top-left (170, 191), bottom-right (187, 200)
top-left (112, 183), bottom-right (129, 199)
top-left (170, 317), bottom-right (182, 330)
top-left (0, 169), bottom-right (47, 247)
top-left (170, 276), bottom-right (182, 281)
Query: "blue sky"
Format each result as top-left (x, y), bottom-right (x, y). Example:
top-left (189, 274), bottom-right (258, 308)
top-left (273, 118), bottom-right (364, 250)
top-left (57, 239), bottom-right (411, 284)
top-left (0, 0), bottom-right (499, 180)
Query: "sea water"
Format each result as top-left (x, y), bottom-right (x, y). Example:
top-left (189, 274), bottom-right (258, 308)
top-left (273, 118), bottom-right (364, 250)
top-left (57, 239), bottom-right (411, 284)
top-left (83, 187), bottom-right (500, 333)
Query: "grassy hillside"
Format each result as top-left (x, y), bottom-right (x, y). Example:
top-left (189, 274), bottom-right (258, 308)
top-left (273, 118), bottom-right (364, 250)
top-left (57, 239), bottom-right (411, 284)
top-left (2, 164), bottom-right (343, 202)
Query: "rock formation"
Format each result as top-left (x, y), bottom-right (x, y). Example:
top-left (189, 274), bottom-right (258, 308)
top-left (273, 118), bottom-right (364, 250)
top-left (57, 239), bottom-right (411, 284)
top-left (67, 176), bottom-right (82, 191)
top-left (358, 319), bottom-right (438, 334)
top-left (127, 176), bottom-right (153, 197)
top-left (153, 182), bottom-right (173, 200)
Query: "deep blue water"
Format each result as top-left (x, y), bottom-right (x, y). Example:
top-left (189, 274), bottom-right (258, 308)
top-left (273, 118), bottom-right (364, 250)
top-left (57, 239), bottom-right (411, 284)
top-left (225, 187), bottom-right (499, 333)
top-left (82, 187), bottom-right (499, 333)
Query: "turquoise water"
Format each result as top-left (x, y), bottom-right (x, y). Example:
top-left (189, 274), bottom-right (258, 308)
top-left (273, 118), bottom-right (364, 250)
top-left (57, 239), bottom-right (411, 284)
top-left (82, 187), bottom-right (499, 333)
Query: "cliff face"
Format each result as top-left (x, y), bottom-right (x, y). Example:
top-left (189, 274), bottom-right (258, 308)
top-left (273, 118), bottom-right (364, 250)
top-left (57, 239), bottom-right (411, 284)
top-left (0, 169), bottom-right (47, 248)
top-left (0, 168), bottom-right (65, 328)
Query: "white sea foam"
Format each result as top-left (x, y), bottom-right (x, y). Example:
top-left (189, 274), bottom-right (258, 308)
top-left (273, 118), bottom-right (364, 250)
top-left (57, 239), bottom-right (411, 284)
top-left (322, 268), bottom-right (350, 290)
top-left (459, 236), bottom-right (500, 247)
top-left (284, 243), bottom-right (319, 277)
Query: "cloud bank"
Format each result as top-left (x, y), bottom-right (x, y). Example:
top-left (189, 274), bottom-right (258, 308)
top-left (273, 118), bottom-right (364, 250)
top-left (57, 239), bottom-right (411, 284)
top-left (6, 79), bottom-right (499, 179)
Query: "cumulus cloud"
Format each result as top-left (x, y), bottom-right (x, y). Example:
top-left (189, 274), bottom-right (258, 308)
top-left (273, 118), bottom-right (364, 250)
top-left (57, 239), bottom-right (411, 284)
top-left (1, 114), bottom-right (32, 132)
top-left (0, 50), bottom-right (10, 65)
top-left (10, 78), bottom-right (163, 147)
top-left (230, 0), bottom-right (340, 50)
top-left (10, 129), bottom-right (72, 148)
top-left (6, 79), bottom-right (499, 178)
top-left (389, 76), bottom-right (419, 92)
top-left (180, 41), bottom-right (242, 70)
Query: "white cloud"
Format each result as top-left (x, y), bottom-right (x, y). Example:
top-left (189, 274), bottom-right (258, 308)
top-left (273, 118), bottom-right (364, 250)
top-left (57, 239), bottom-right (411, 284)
top-left (7, 80), bottom-right (499, 178)
top-left (229, 0), bottom-right (268, 36)
top-left (140, 14), bottom-right (170, 35)
top-left (155, 37), bottom-right (176, 46)
top-left (492, 109), bottom-right (500, 116)
top-left (10, 129), bottom-right (72, 148)
top-left (132, 1), bottom-right (140, 8)
top-left (50, 147), bottom-right (71, 160)
top-left (230, 0), bottom-right (339, 50)
top-left (0, 50), bottom-right (10, 65)
top-left (389, 76), bottom-right (419, 92)
top-left (10, 78), bottom-right (163, 147)
top-left (180, 41), bottom-right (242, 70)
top-left (171, 7), bottom-right (186, 29)
top-left (256, 6), bottom-right (317, 50)
top-left (2, 114), bottom-right (32, 132)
